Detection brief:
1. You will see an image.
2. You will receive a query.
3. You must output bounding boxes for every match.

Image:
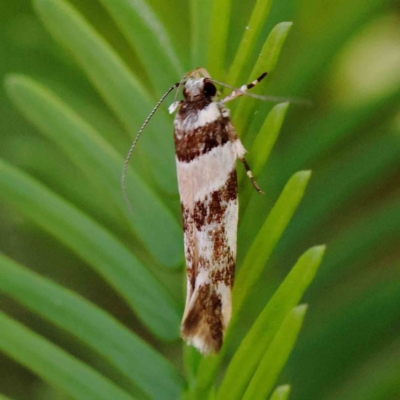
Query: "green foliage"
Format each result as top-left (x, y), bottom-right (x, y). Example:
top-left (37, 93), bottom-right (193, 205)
top-left (34, 0), bottom-right (177, 193)
top-left (5, 74), bottom-right (182, 267)
top-left (234, 21), bottom-right (293, 136)
top-left (0, 158), bottom-right (180, 339)
top-left (241, 305), bottom-right (307, 400)
top-left (0, 312), bottom-right (135, 400)
top-left (270, 385), bottom-right (291, 400)
top-left (251, 102), bottom-right (289, 176)
top-left (0, 253), bottom-right (183, 399)
top-left (227, 0), bottom-right (273, 85)
top-left (218, 246), bottom-right (324, 400)
top-left (234, 170), bottom-right (311, 312)
top-left (0, 0), bottom-right (399, 399)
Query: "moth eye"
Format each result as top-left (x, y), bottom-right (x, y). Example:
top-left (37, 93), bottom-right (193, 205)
top-left (203, 81), bottom-right (217, 97)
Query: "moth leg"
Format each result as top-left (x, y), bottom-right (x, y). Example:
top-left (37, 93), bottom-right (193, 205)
top-left (239, 157), bottom-right (264, 194)
top-left (221, 72), bottom-right (268, 104)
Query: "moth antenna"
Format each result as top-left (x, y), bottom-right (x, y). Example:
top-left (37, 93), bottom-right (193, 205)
top-left (172, 70), bottom-right (193, 103)
top-left (211, 78), bottom-right (312, 106)
top-left (242, 92), bottom-right (312, 106)
top-left (172, 80), bottom-right (183, 104)
top-left (122, 82), bottom-right (179, 214)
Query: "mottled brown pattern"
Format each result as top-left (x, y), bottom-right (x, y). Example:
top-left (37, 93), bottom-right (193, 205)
top-left (193, 201), bottom-right (207, 230)
top-left (174, 108), bottom-right (231, 162)
top-left (210, 260), bottom-right (235, 287)
top-left (180, 170), bottom-right (237, 353)
top-left (192, 170), bottom-right (237, 227)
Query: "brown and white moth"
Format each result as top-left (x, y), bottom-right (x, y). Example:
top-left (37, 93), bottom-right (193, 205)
top-left (122, 68), bottom-right (266, 355)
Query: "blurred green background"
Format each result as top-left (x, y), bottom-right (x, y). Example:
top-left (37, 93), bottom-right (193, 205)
top-left (1, 0), bottom-right (400, 399)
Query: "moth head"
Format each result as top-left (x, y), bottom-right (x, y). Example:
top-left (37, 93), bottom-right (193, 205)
top-left (180, 68), bottom-right (216, 102)
top-left (183, 77), bottom-right (217, 101)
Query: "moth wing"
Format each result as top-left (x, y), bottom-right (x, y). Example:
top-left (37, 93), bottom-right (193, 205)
top-left (180, 140), bottom-right (239, 354)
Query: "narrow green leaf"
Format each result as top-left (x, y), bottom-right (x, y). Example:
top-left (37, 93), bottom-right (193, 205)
top-left (193, 171), bottom-right (312, 395)
top-left (98, 0), bottom-right (185, 90)
top-left (227, 0), bottom-right (273, 85)
top-left (242, 305), bottom-right (308, 400)
top-left (188, 356), bottom-right (219, 399)
top-left (0, 159), bottom-right (180, 339)
top-left (0, 253), bottom-right (184, 400)
top-left (33, 0), bottom-right (149, 122)
top-left (279, 132), bottom-right (400, 255)
top-left (250, 22), bottom-right (293, 79)
top-left (242, 96), bottom-right (400, 262)
top-left (238, 102), bottom-right (289, 213)
top-left (183, 344), bottom-right (202, 390)
top-left (271, 0), bottom-right (389, 96)
top-left (5, 74), bottom-right (182, 268)
top-left (234, 22), bottom-right (293, 136)
top-left (207, 0), bottom-right (232, 79)
top-left (251, 102), bottom-right (289, 176)
top-left (289, 273), bottom-right (400, 400)
top-left (33, 0), bottom-right (176, 193)
top-left (320, 194), bottom-right (400, 283)
top-left (279, 85), bottom-right (400, 180)
top-left (234, 170), bottom-right (312, 312)
top-left (41, 78), bottom-right (129, 155)
top-left (0, 312), bottom-right (135, 400)
top-left (270, 385), bottom-right (291, 400)
top-left (190, 0), bottom-right (212, 67)
top-left (0, 394), bottom-right (12, 400)
top-left (218, 246), bottom-right (325, 400)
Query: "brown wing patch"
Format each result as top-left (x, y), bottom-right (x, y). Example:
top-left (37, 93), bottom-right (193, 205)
top-left (181, 283), bottom-right (223, 354)
top-left (174, 107), bottom-right (231, 162)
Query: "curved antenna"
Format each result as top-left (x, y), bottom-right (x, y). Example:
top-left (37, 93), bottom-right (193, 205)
top-left (211, 78), bottom-right (312, 106)
top-left (122, 82), bottom-right (179, 214)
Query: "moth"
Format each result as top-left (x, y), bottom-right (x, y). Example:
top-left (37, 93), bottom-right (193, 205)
top-left (123, 68), bottom-right (267, 355)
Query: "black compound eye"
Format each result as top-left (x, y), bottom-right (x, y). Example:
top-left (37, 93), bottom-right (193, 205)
top-left (203, 81), bottom-right (217, 97)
